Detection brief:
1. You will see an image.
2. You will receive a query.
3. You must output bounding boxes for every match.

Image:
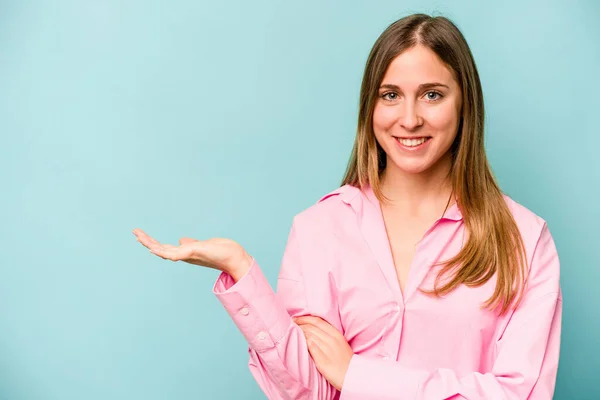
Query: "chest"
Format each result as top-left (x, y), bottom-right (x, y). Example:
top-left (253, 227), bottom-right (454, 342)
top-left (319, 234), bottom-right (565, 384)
top-left (382, 211), bottom-right (439, 293)
top-left (328, 222), bottom-right (500, 361)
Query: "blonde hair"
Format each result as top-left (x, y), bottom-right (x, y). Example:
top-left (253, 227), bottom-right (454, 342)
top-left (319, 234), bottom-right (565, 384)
top-left (341, 14), bottom-right (527, 314)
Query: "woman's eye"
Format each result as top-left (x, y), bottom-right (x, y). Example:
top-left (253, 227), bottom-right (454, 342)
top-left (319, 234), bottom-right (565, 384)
top-left (381, 92), bottom-right (398, 101)
top-left (424, 91), bottom-right (443, 101)
top-left (380, 91), bottom-right (442, 102)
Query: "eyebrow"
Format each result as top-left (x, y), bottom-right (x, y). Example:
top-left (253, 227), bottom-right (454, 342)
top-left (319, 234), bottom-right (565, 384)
top-left (379, 82), bottom-right (450, 91)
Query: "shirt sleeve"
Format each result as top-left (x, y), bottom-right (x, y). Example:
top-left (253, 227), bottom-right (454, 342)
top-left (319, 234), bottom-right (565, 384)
top-left (340, 223), bottom-right (562, 400)
top-left (213, 218), bottom-right (339, 400)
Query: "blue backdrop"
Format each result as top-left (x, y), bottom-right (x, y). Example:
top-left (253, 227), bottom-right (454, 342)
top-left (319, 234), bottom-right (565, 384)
top-left (1, 1), bottom-right (598, 399)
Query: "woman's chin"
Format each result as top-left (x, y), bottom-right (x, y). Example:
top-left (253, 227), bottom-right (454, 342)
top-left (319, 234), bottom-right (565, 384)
top-left (388, 161), bottom-right (432, 176)
top-left (385, 150), bottom-right (452, 177)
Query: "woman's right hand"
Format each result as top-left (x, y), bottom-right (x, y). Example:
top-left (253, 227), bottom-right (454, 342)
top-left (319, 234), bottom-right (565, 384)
top-left (132, 228), bottom-right (253, 281)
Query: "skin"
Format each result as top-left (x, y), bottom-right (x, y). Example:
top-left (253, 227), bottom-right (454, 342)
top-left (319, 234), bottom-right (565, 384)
top-left (375, 44), bottom-right (464, 294)
top-left (133, 43), bottom-right (464, 393)
top-left (375, 43), bottom-right (462, 204)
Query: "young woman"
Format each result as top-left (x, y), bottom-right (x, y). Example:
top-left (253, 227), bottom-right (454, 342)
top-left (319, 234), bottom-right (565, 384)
top-left (134, 13), bottom-right (562, 399)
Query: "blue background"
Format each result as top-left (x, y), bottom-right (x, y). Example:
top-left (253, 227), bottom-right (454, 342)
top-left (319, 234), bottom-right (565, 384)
top-left (1, 0), bottom-right (598, 399)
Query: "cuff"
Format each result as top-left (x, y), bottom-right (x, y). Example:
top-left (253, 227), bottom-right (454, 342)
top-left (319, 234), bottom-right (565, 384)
top-left (212, 258), bottom-right (292, 352)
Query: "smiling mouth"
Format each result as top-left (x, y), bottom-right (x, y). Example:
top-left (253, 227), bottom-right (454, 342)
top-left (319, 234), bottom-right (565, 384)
top-left (393, 136), bottom-right (431, 147)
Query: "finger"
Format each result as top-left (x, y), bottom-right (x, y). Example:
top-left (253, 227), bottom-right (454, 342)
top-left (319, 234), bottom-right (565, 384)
top-left (295, 316), bottom-right (343, 338)
top-left (134, 230), bottom-right (161, 247)
top-left (134, 231), bottom-right (196, 262)
top-left (306, 337), bottom-right (327, 361)
top-left (302, 328), bottom-right (330, 367)
top-left (137, 236), bottom-right (158, 250)
top-left (179, 237), bottom-right (198, 245)
top-left (133, 229), bottom-right (154, 241)
top-left (150, 245), bottom-right (191, 261)
top-left (296, 317), bottom-right (342, 339)
top-left (299, 324), bottom-right (333, 352)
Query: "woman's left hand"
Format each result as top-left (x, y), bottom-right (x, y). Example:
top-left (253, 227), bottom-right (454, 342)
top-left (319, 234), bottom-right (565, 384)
top-left (294, 316), bottom-right (354, 392)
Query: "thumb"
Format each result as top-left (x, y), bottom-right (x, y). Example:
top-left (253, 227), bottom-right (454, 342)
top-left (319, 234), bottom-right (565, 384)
top-left (179, 237), bottom-right (198, 245)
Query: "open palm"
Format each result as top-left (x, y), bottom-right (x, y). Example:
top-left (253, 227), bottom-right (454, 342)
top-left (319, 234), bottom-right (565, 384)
top-left (133, 228), bottom-right (251, 274)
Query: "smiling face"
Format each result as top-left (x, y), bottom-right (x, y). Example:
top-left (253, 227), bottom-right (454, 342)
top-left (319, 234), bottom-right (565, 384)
top-left (373, 44), bottom-right (463, 178)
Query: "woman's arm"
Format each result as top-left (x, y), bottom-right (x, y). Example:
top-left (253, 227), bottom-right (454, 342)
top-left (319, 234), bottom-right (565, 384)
top-left (214, 218), bottom-right (340, 400)
top-left (339, 223), bottom-right (562, 400)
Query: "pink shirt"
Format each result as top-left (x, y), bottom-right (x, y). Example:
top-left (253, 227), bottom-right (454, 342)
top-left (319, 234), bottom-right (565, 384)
top-left (213, 184), bottom-right (562, 399)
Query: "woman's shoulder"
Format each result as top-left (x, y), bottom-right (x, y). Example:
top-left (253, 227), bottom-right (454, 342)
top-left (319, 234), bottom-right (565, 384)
top-left (501, 193), bottom-right (552, 247)
top-left (502, 195), bottom-right (560, 295)
top-left (290, 184), bottom-right (362, 232)
top-left (502, 193), bottom-right (545, 224)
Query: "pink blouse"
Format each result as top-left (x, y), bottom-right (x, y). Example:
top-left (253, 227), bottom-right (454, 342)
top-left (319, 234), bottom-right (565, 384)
top-left (213, 184), bottom-right (562, 399)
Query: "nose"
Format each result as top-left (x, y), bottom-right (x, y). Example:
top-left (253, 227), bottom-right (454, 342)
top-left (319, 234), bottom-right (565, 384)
top-left (399, 100), bottom-right (423, 131)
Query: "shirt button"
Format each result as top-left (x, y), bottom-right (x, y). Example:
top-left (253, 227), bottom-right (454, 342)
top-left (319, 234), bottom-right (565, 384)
top-left (240, 307), bottom-right (249, 316)
top-left (383, 355), bottom-right (390, 360)
top-left (257, 331), bottom-right (267, 340)
top-left (395, 303), bottom-right (401, 312)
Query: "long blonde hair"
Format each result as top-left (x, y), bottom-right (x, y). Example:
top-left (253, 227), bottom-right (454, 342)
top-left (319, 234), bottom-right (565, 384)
top-left (342, 14), bottom-right (527, 314)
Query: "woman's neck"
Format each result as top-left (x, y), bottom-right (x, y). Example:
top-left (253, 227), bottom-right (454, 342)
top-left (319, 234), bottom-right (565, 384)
top-left (379, 155), bottom-right (454, 214)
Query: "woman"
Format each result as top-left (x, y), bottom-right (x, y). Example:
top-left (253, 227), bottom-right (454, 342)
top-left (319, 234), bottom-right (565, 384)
top-left (133, 13), bottom-right (561, 399)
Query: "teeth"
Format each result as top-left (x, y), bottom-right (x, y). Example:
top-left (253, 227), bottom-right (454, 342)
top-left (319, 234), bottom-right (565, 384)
top-left (397, 137), bottom-right (428, 147)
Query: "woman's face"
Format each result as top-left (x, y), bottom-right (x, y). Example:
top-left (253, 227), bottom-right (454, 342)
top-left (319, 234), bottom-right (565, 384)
top-left (373, 44), bottom-right (462, 176)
